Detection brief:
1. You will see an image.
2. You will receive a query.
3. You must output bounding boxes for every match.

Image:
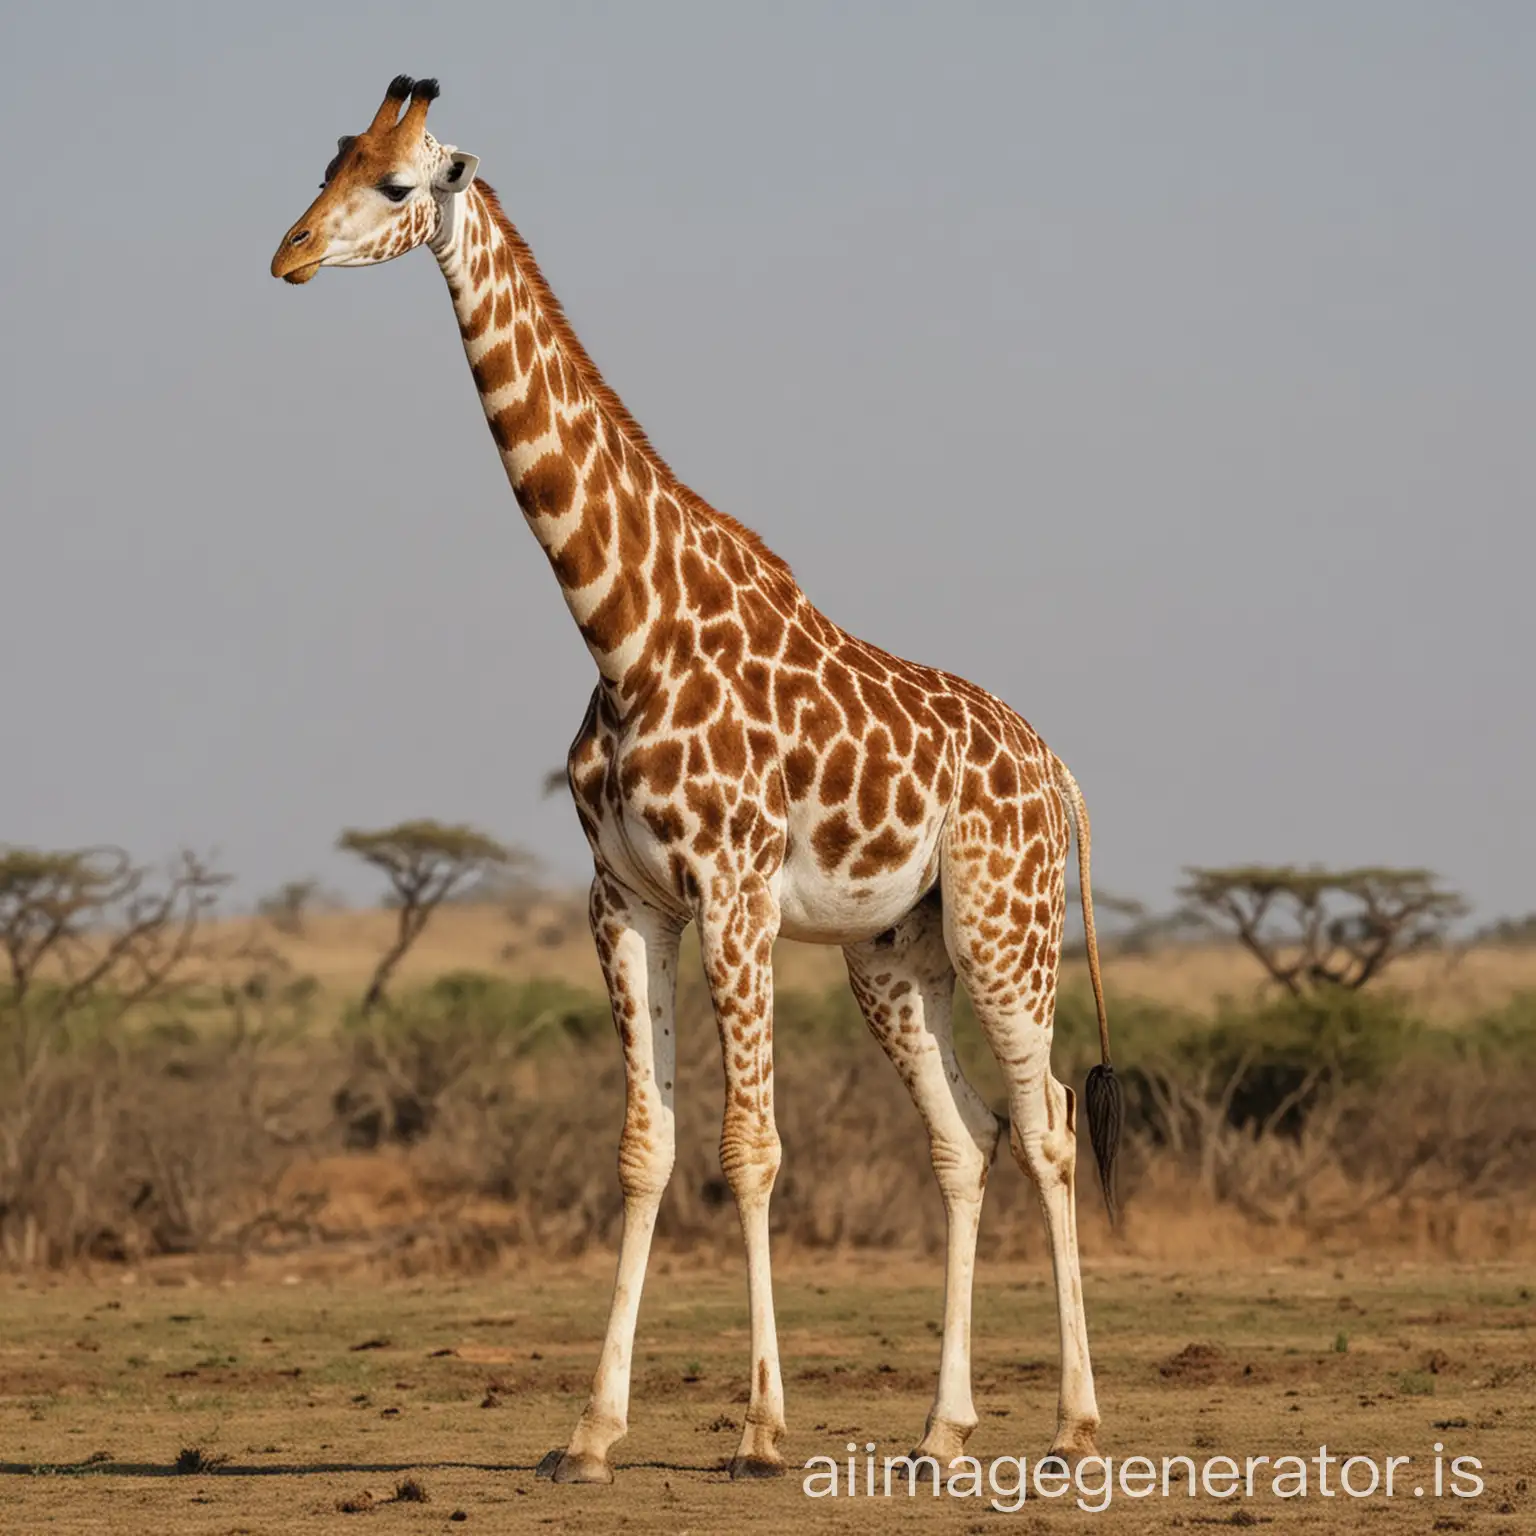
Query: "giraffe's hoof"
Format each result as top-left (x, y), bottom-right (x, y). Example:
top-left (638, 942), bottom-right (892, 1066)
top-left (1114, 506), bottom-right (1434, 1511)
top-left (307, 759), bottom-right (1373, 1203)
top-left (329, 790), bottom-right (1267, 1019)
top-left (898, 1443), bottom-right (967, 1477)
top-left (536, 1448), bottom-right (613, 1484)
top-left (905, 1415), bottom-right (977, 1470)
top-left (1042, 1439), bottom-right (1101, 1473)
top-left (728, 1454), bottom-right (787, 1480)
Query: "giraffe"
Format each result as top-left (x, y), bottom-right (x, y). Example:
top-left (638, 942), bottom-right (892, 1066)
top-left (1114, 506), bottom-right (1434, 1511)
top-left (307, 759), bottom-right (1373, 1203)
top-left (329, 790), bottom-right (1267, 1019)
top-left (271, 76), bottom-right (1123, 1483)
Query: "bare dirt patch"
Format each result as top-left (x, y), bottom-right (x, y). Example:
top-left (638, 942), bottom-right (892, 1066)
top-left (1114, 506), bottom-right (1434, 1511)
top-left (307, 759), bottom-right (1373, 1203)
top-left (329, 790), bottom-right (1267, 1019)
top-left (0, 1256), bottom-right (1531, 1532)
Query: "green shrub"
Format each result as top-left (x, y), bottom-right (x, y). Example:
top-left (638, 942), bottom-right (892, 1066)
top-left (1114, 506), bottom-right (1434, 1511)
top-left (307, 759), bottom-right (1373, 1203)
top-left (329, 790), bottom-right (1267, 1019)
top-left (340, 971), bottom-right (612, 1051)
top-left (1448, 991), bottom-right (1536, 1061)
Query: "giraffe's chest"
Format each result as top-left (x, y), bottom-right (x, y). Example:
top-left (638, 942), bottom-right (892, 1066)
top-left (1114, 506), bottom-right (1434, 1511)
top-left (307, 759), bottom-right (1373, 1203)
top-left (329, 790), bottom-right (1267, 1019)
top-left (573, 773), bottom-right (693, 919)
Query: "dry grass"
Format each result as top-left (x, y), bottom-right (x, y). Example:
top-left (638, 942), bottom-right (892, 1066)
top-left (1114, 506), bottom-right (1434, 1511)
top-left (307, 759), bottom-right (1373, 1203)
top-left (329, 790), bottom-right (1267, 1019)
top-left (228, 901), bottom-right (1536, 1022)
top-left (3, 886), bottom-right (1531, 1273)
top-left (2, 963), bottom-right (1531, 1272)
top-left (0, 1258), bottom-right (1530, 1532)
top-left (7, 1003), bottom-right (1530, 1278)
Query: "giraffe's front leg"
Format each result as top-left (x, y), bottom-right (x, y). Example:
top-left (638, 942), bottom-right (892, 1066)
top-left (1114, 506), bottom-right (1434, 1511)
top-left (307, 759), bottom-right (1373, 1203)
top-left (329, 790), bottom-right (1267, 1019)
top-left (698, 875), bottom-right (787, 1478)
top-left (538, 875), bottom-right (682, 1485)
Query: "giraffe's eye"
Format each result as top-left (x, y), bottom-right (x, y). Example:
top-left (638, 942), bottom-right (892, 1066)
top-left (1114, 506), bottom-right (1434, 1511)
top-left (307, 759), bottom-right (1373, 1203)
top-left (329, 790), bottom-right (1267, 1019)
top-left (379, 183), bottom-right (412, 204)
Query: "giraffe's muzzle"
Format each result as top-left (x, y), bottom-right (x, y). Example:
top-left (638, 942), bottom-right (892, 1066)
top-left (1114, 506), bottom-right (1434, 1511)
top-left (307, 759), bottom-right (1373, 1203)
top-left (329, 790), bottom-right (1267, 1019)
top-left (271, 226), bottom-right (324, 284)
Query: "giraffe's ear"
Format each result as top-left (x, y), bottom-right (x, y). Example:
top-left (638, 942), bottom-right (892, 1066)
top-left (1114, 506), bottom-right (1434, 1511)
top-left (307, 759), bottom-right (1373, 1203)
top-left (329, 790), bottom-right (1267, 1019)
top-left (436, 150), bottom-right (479, 195)
top-left (323, 135), bottom-right (358, 185)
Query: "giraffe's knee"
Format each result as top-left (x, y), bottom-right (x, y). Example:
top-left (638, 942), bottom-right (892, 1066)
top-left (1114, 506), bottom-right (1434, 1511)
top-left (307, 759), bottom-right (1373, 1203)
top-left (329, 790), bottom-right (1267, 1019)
top-left (720, 1110), bottom-right (781, 1203)
top-left (929, 1126), bottom-right (994, 1203)
top-left (927, 1088), bottom-right (1006, 1194)
top-left (617, 1110), bottom-right (674, 1201)
top-left (1008, 1074), bottom-right (1077, 1188)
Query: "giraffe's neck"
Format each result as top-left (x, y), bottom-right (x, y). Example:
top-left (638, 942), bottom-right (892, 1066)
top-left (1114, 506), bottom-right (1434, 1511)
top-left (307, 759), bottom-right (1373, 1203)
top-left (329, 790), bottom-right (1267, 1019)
top-left (430, 182), bottom-right (790, 693)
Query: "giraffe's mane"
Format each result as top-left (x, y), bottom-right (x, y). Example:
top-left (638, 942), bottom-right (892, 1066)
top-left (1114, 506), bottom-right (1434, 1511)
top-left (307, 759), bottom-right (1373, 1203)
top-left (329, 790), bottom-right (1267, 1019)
top-left (475, 181), bottom-right (793, 580)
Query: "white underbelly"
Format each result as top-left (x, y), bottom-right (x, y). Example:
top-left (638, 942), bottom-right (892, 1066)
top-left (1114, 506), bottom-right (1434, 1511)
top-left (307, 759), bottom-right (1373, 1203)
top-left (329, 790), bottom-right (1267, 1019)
top-left (776, 848), bottom-right (938, 946)
top-left (588, 800), bottom-right (943, 946)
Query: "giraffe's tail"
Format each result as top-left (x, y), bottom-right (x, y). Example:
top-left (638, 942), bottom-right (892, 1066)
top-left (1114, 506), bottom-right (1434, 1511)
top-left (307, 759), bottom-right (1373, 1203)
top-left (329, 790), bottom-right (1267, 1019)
top-left (1052, 753), bottom-right (1123, 1228)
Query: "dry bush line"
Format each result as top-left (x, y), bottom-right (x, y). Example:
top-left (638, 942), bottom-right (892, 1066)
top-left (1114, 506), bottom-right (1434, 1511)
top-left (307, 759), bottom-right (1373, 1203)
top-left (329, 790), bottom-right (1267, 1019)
top-left (1, 943), bottom-right (1532, 1270)
top-left (0, 964), bottom-right (333, 1267)
top-left (1129, 1047), bottom-right (1534, 1239)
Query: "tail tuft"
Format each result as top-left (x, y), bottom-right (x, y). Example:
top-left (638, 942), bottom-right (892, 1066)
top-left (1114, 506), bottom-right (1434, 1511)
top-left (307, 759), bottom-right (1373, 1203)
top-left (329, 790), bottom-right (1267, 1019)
top-left (1053, 753), bottom-right (1123, 1227)
top-left (1084, 1063), bottom-right (1123, 1227)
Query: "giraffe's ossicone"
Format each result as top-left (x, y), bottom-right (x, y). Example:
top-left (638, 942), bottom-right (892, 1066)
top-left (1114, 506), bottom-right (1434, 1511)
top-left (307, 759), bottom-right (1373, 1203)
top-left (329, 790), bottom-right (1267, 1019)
top-left (273, 75), bottom-right (1122, 1483)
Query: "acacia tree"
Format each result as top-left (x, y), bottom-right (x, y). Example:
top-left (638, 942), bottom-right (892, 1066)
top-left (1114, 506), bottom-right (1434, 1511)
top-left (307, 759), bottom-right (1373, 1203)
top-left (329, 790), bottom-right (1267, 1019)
top-left (256, 877), bottom-right (327, 937)
top-left (338, 820), bottom-right (523, 1014)
top-left (0, 845), bottom-right (228, 1076)
top-left (1178, 865), bottom-right (1467, 995)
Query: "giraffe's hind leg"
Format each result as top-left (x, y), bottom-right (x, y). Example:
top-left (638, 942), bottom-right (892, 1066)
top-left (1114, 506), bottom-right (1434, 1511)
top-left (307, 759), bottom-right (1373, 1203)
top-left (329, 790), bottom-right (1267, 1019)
top-left (941, 822), bottom-right (1102, 1460)
top-left (844, 893), bottom-right (1005, 1467)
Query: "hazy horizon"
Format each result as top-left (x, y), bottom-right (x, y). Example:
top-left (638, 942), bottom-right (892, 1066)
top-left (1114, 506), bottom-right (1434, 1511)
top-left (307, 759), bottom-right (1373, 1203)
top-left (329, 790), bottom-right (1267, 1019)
top-left (1, 3), bottom-right (1531, 924)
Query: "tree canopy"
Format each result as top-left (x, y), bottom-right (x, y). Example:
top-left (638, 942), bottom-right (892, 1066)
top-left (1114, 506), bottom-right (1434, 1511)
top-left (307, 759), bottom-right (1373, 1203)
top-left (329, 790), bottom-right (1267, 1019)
top-left (337, 820), bottom-right (523, 1014)
top-left (0, 846), bottom-right (226, 1013)
top-left (1178, 864), bottom-right (1467, 994)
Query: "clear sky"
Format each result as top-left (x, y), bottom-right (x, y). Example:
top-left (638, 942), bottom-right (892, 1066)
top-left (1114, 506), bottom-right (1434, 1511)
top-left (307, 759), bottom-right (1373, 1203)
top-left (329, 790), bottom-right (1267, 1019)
top-left (1, 2), bottom-right (1530, 921)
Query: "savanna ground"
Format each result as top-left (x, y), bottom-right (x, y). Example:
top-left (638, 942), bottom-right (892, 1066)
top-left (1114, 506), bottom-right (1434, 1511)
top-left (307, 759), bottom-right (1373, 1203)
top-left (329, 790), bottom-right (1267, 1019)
top-left (3, 1254), bottom-right (1533, 1533)
top-left (4, 898), bottom-right (1534, 1530)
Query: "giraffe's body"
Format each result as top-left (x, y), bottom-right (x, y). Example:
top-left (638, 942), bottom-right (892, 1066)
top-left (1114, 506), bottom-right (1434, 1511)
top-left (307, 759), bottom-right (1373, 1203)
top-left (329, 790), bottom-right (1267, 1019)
top-left (575, 607), bottom-right (1051, 950)
top-left (273, 77), bottom-right (1121, 1482)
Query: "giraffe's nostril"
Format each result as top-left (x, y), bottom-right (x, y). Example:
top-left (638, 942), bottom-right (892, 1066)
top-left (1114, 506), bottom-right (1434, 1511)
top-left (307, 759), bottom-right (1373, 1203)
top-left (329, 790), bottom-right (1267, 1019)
top-left (288, 229), bottom-right (312, 248)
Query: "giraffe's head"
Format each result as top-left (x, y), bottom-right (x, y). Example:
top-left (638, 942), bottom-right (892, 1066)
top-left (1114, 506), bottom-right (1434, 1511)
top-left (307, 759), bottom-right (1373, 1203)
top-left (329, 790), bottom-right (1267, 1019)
top-left (270, 76), bottom-right (479, 285)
